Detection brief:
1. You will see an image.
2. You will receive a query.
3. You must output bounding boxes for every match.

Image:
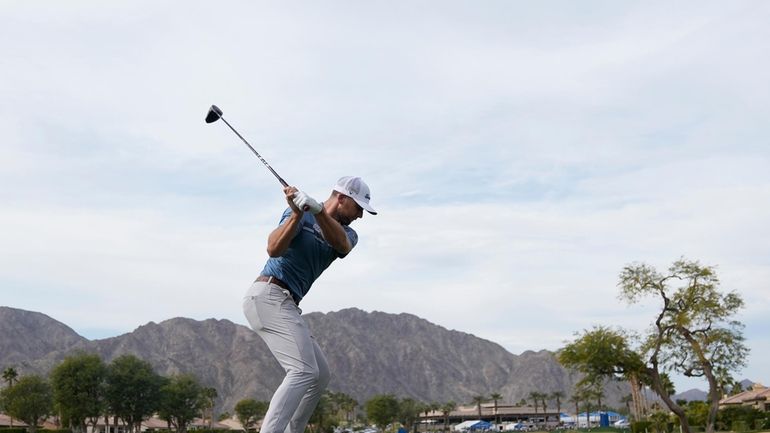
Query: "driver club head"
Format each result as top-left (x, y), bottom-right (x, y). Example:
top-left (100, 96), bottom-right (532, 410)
top-left (205, 105), bottom-right (223, 123)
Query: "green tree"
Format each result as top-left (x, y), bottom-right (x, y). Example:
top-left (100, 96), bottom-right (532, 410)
top-left (236, 399), bottom-right (267, 430)
top-left (527, 392), bottom-right (540, 415)
top-left (649, 411), bottom-right (672, 433)
top-left (2, 366), bottom-right (19, 387)
top-left (158, 374), bottom-right (206, 433)
top-left (729, 380), bottom-right (744, 395)
top-left (2, 366), bottom-right (20, 427)
top-left (575, 387), bottom-right (592, 428)
top-left (0, 375), bottom-right (53, 433)
top-left (309, 391), bottom-right (337, 433)
top-left (717, 405), bottom-right (765, 432)
top-left (551, 392), bottom-right (564, 425)
top-left (105, 354), bottom-right (163, 433)
top-left (50, 352), bottom-right (107, 433)
top-left (588, 383), bottom-right (604, 413)
top-left (620, 395), bottom-right (634, 416)
top-left (489, 393), bottom-right (503, 424)
top-left (397, 398), bottom-right (422, 433)
top-left (686, 401), bottom-right (709, 427)
top-left (425, 402), bottom-right (440, 430)
top-left (364, 394), bottom-right (400, 430)
top-left (568, 392), bottom-right (581, 428)
top-left (234, 398), bottom-right (268, 431)
top-left (471, 395), bottom-right (487, 419)
top-left (619, 259), bottom-right (748, 433)
top-left (558, 325), bottom-right (648, 421)
top-left (334, 392), bottom-right (358, 425)
top-left (202, 387), bottom-right (218, 428)
top-left (440, 402), bottom-right (457, 433)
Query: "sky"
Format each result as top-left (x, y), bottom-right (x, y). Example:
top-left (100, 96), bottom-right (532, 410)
top-left (1, 1), bottom-right (768, 394)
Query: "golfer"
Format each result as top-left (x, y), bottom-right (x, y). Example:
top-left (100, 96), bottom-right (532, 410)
top-left (242, 176), bottom-right (377, 433)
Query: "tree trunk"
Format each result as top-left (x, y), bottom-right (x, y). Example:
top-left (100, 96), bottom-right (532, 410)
top-left (574, 401), bottom-right (579, 428)
top-left (647, 366), bottom-right (691, 433)
top-left (679, 327), bottom-right (722, 433)
top-left (629, 373), bottom-right (645, 420)
top-left (586, 402), bottom-right (591, 429)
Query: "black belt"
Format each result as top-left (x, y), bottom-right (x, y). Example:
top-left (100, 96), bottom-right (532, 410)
top-left (255, 275), bottom-right (301, 305)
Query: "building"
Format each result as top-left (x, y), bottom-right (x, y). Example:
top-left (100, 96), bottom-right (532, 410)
top-left (719, 383), bottom-right (770, 412)
top-left (421, 404), bottom-right (561, 429)
top-left (86, 416), bottom-right (235, 433)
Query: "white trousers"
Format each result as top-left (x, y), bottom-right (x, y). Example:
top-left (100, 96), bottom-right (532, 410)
top-left (242, 281), bottom-right (330, 433)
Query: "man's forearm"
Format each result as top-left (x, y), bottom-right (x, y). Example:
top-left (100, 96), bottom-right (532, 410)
top-left (266, 213), bottom-right (301, 257)
top-left (314, 210), bottom-right (352, 254)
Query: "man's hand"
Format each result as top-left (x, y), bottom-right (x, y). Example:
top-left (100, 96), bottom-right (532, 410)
top-left (293, 191), bottom-right (322, 215)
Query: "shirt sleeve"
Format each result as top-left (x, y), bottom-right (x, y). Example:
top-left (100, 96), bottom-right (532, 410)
top-left (337, 226), bottom-right (358, 259)
top-left (278, 208), bottom-right (301, 237)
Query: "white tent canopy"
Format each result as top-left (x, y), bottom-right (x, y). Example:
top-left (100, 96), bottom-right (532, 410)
top-left (454, 420), bottom-right (490, 431)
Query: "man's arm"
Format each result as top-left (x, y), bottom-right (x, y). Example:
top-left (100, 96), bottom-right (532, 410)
top-left (291, 189), bottom-right (352, 255)
top-left (314, 209), bottom-right (352, 255)
top-left (266, 187), bottom-right (303, 257)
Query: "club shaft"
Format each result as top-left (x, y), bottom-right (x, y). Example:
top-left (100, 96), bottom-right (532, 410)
top-left (219, 117), bottom-right (289, 188)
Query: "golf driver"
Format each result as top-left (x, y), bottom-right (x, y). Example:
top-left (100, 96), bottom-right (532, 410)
top-left (205, 105), bottom-right (289, 188)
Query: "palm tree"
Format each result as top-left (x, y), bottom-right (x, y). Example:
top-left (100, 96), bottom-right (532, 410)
top-left (568, 392), bottom-right (581, 428)
top-left (528, 392), bottom-right (541, 416)
top-left (420, 402), bottom-right (440, 432)
top-left (583, 397), bottom-right (593, 429)
top-left (441, 401), bottom-right (457, 433)
top-left (620, 394), bottom-right (633, 418)
top-left (551, 392), bottom-right (564, 426)
top-left (202, 387), bottom-right (218, 428)
top-left (339, 394), bottom-right (358, 426)
top-left (591, 385), bottom-right (604, 417)
top-left (2, 367), bottom-right (19, 387)
top-left (489, 393), bottom-right (503, 424)
top-left (2, 367), bottom-right (19, 427)
top-left (528, 391), bottom-right (546, 427)
top-left (471, 395), bottom-right (487, 419)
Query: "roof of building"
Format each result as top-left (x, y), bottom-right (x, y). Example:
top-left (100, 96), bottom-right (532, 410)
top-left (720, 383), bottom-right (769, 405)
top-left (0, 413), bottom-right (58, 429)
top-left (0, 413), bottom-right (27, 427)
top-left (425, 404), bottom-right (560, 418)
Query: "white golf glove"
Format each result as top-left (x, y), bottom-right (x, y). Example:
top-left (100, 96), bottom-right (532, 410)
top-left (293, 191), bottom-right (322, 215)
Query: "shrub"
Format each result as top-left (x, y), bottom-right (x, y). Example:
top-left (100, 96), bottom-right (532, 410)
top-left (631, 421), bottom-right (652, 433)
top-left (731, 420), bottom-right (749, 432)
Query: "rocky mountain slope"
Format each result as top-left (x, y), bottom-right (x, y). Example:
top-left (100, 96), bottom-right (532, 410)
top-left (1, 306), bottom-right (629, 413)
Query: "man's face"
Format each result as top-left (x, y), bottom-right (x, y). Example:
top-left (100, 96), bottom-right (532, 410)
top-left (337, 194), bottom-right (363, 226)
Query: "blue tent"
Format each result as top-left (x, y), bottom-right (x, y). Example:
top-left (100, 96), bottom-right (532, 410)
top-left (469, 421), bottom-right (493, 431)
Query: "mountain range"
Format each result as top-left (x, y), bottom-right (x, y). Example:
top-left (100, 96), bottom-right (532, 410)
top-left (0, 306), bottom-right (704, 413)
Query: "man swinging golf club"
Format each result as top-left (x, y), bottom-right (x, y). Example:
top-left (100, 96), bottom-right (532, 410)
top-left (205, 106), bottom-right (376, 431)
top-left (242, 176), bottom-right (377, 433)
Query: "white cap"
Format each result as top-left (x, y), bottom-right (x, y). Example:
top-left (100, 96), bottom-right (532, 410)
top-left (333, 176), bottom-right (377, 215)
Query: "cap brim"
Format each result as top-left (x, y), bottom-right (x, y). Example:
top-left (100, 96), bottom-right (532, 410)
top-left (353, 197), bottom-right (377, 215)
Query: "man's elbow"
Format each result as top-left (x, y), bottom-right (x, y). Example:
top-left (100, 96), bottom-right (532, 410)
top-left (334, 240), bottom-right (353, 256)
top-left (266, 244), bottom-right (284, 258)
